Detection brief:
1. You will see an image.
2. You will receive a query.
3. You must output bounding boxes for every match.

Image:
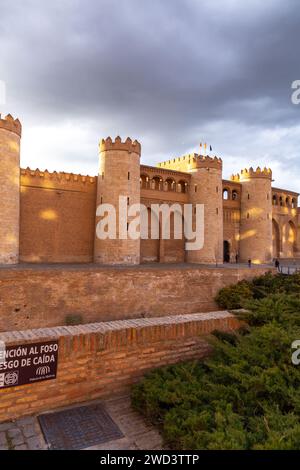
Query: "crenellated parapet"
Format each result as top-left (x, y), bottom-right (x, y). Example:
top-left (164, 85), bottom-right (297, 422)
top-left (99, 136), bottom-right (141, 156)
top-left (20, 167), bottom-right (96, 184)
top-left (20, 167), bottom-right (96, 194)
top-left (158, 153), bottom-right (222, 172)
top-left (231, 166), bottom-right (272, 181)
top-left (0, 113), bottom-right (22, 137)
top-left (157, 154), bottom-right (195, 169)
top-left (195, 155), bottom-right (222, 170)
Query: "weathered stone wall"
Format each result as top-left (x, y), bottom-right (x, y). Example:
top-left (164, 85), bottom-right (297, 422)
top-left (0, 264), bottom-right (274, 332)
top-left (0, 311), bottom-right (240, 422)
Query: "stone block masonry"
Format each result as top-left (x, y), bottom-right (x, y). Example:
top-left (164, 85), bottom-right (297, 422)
top-left (0, 264), bottom-right (275, 331)
top-left (0, 311), bottom-right (240, 422)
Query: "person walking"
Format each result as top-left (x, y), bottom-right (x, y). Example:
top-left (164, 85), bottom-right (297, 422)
top-left (235, 253), bottom-right (239, 264)
top-left (275, 258), bottom-right (280, 272)
top-left (248, 259), bottom-right (252, 268)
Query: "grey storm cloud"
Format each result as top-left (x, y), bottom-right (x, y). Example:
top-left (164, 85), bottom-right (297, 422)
top-left (0, 0), bottom-right (300, 188)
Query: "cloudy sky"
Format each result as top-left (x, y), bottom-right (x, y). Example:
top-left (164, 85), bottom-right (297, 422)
top-left (1, 0), bottom-right (300, 190)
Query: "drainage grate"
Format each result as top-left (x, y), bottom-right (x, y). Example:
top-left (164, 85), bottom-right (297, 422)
top-left (38, 403), bottom-right (124, 450)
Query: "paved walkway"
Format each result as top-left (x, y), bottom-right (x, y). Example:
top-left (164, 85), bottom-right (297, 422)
top-left (0, 415), bottom-right (45, 450)
top-left (0, 261), bottom-right (273, 271)
top-left (0, 395), bottom-right (163, 450)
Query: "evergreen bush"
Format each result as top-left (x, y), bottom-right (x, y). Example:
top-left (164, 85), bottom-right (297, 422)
top-left (131, 272), bottom-right (300, 449)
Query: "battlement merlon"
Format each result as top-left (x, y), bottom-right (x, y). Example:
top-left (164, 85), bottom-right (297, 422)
top-left (195, 155), bottom-right (222, 170)
top-left (158, 153), bottom-right (222, 172)
top-left (99, 137), bottom-right (141, 156)
top-left (20, 167), bottom-right (96, 184)
top-left (0, 114), bottom-right (22, 137)
top-left (231, 166), bottom-right (272, 182)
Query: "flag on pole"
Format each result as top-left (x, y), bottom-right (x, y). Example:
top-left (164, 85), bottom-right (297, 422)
top-left (210, 145), bottom-right (212, 152)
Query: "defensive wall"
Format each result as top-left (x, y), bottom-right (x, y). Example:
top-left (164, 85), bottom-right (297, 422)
top-left (0, 311), bottom-right (240, 422)
top-left (20, 168), bottom-right (97, 263)
top-left (0, 264), bottom-right (274, 332)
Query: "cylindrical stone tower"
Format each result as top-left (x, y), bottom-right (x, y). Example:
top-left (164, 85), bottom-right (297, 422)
top-left (94, 136), bottom-right (141, 264)
top-left (0, 114), bottom-right (21, 264)
top-left (187, 155), bottom-right (223, 264)
top-left (232, 167), bottom-right (272, 264)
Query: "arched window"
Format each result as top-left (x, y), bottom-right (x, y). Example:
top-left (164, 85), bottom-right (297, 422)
top-left (272, 219), bottom-right (280, 258)
top-left (272, 195), bottom-right (278, 206)
top-left (223, 189), bottom-right (229, 200)
top-left (279, 196), bottom-right (283, 207)
top-left (140, 174), bottom-right (149, 189)
top-left (232, 190), bottom-right (238, 201)
top-left (178, 180), bottom-right (187, 193)
top-left (292, 198), bottom-right (297, 209)
top-left (165, 178), bottom-right (176, 191)
top-left (152, 176), bottom-right (162, 191)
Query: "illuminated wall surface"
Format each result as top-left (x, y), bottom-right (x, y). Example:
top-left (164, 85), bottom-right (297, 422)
top-left (0, 114), bottom-right (298, 265)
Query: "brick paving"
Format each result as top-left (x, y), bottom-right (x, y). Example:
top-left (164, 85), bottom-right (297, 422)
top-left (0, 395), bottom-right (163, 450)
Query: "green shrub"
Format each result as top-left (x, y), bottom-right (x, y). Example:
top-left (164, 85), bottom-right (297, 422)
top-left (215, 272), bottom-right (300, 310)
top-left (240, 294), bottom-right (300, 327)
top-left (214, 280), bottom-right (253, 309)
top-left (132, 321), bottom-right (300, 449)
top-left (132, 272), bottom-right (300, 450)
top-left (251, 272), bottom-right (300, 298)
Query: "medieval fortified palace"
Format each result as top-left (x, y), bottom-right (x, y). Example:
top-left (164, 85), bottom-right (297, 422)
top-left (0, 113), bottom-right (299, 266)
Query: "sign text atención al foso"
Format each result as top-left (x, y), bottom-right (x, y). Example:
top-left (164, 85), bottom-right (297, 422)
top-left (0, 340), bottom-right (58, 388)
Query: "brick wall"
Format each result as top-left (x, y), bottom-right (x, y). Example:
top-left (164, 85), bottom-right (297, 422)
top-left (0, 264), bottom-right (275, 332)
top-left (0, 128), bottom-right (20, 264)
top-left (20, 170), bottom-right (97, 263)
top-left (0, 311), bottom-right (240, 422)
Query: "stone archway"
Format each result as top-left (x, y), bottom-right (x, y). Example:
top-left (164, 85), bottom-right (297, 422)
top-left (272, 219), bottom-right (280, 259)
top-left (140, 207), bottom-right (160, 263)
top-left (163, 209), bottom-right (185, 263)
top-left (285, 220), bottom-right (297, 257)
top-left (223, 240), bottom-right (230, 263)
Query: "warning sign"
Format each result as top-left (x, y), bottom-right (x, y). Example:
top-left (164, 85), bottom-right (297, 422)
top-left (0, 340), bottom-right (58, 389)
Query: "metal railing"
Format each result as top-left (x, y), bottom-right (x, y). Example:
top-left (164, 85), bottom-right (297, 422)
top-left (279, 265), bottom-right (300, 275)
